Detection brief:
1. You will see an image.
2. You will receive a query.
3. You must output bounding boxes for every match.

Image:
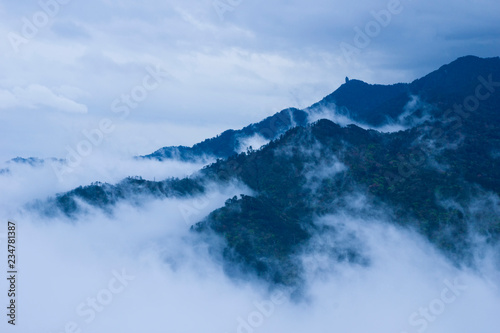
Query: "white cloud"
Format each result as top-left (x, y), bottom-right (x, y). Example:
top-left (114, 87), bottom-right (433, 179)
top-left (0, 89), bottom-right (18, 108)
top-left (307, 106), bottom-right (407, 133)
top-left (237, 133), bottom-right (269, 153)
top-left (54, 85), bottom-right (91, 100)
top-left (1, 175), bottom-right (498, 332)
top-left (0, 84), bottom-right (88, 113)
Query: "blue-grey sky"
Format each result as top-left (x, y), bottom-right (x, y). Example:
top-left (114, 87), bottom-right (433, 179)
top-left (0, 0), bottom-right (499, 161)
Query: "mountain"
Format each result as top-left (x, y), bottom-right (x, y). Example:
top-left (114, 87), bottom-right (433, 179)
top-left (308, 79), bottom-right (410, 126)
top-left (142, 108), bottom-right (308, 161)
top-left (38, 55), bottom-right (500, 286)
top-left (309, 55), bottom-right (500, 126)
top-left (143, 55), bottom-right (500, 163)
top-left (0, 156), bottom-right (64, 175)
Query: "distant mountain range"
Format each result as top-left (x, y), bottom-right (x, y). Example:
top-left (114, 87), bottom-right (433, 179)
top-left (0, 156), bottom-right (64, 175)
top-left (142, 55), bottom-right (500, 162)
top-left (34, 55), bottom-right (500, 286)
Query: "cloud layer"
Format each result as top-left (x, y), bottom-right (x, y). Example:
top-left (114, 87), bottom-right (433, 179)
top-left (0, 157), bottom-right (499, 332)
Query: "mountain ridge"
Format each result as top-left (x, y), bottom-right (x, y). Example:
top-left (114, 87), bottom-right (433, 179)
top-left (141, 55), bottom-right (500, 163)
top-left (33, 55), bottom-right (500, 286)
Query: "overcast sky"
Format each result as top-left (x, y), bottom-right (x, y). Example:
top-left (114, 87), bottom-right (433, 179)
top-left (1, 3), bottom-right (500, 331)
top-left (0, 0), bottom-right (499, 161)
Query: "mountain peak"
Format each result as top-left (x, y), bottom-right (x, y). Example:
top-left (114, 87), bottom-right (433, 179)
top-left (410, 55), bottom-right (500, 103)
top-left (444, 54), bottom-right (499, 67)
